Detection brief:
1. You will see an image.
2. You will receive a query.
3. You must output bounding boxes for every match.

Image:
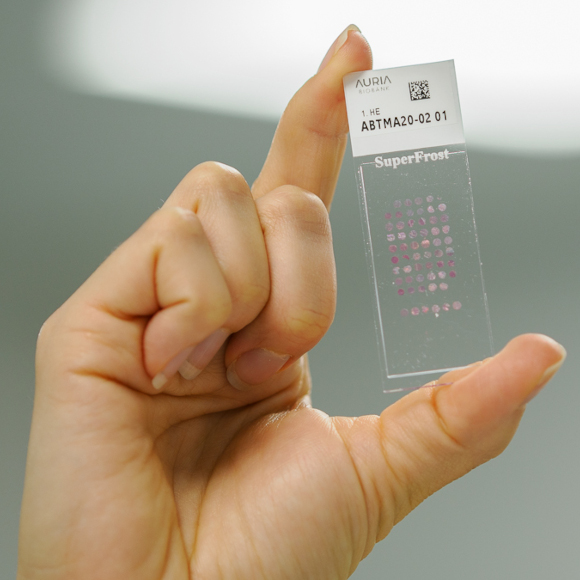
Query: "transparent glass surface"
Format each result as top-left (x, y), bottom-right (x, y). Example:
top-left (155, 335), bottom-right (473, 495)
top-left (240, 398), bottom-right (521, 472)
top-left (355, 143), bottom-right (493, 391)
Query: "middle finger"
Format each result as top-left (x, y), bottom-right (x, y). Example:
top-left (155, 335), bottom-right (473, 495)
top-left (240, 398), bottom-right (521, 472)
top-left (164, 162), bottom-right (270, 370)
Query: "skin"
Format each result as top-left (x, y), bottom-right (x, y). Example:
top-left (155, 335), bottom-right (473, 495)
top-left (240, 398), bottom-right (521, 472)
top-left (18, 28), bottom-right (566, 580)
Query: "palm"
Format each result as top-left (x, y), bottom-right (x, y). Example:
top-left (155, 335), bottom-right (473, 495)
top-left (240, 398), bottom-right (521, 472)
top-left (64, 326), bottom-right (373, 580)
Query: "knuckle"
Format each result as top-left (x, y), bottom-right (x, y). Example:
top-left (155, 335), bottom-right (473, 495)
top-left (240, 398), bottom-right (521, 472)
top-left (262, 188), bottom-right (331, 237)
top-left (148, 206), bottom-right (205, 243)
top-left (283, 304), bottom-right (334, 345)
top-left (190, 283), bottom-right (233, 328)
top-left (184, 161), bottom-right (249, 197)
top-left (232, 279), bottom-right (270, 313)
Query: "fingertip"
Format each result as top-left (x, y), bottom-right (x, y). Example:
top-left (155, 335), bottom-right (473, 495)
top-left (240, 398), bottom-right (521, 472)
top-left (150, 345), bottom-right (195, 392)
top-left (281, 25), bottom-right (372, 128)
top-left (436, 333), bottom-right (566, 439)
top-left (317, 27), bottom-right (372, 81)
top-left (317, 25), bottom-right (371, 73)
top-left (505, 333), bottom-right (566, 404)
top-left (497, 333), bottom-right (566, 390)
top-left (251, 25), bottom-right (372, 204)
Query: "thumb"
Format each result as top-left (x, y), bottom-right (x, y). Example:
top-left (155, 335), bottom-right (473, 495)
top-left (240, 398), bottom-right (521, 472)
top-left (334, 334), bottom-right (565, 543)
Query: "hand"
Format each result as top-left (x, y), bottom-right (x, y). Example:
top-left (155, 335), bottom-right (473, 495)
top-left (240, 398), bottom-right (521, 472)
top-left (18, 26), bottom-right (565, 580)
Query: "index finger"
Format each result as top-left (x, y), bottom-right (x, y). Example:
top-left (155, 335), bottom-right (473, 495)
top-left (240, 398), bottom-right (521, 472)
top-left (252, 25), bottom-right (372, 208)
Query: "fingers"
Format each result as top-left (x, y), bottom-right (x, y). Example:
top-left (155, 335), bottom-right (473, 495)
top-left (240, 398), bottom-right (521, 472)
top-left (65, 162), bottom-right (272, 393)
top-left (160, 162), bottom-right (270, 384)
top-left (224, 186), bottom-right (336, 390)
top-left (55, 162), bottom-right (338, 396)
top-left (70, 206), bottom-right (233, 392)
top-left (334, 334), bottom-right (566, 542)
top-left (164, 162), bottom-right (270, 335)
top-left (252, 25), bottom-right (372, 208)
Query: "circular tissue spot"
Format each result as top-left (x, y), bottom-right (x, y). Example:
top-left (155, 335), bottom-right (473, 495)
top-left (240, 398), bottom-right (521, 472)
top-left (407, 210), bottom-right (414, 217)
top-left (385, 222), bottom-right (393, 231)
top-left (442, 303), bottom-right (450, 311)
top-left (439, 283), bottom-right (448, 290)
top-left (411, 241), bottom-right (419, 250)
top-left (420, 229), bottom-right (429, 238)
top-left (421, 239), bottom-right (430, 248)
top-left (429, 283), bottom-right (437, 292)
top-left (409, 230), bottom-right (417, 239)
top-left (408, 287), bottom-right (415, 294)
top-left (398, 232), bottom-right (407, 240)
top-left (398, 289), bottom-right (405, 296)
top-left (435, 249), bottom-right (443, 257)
top-left (419, 218), bottom-right (426, 226)
top-left (395, 278), bottom-right (403, 285)
top-left (394, 200), bottom-right (402, 208)
top-left (387, 234), bottom-right (395, 241)
top-left (422, 305), bottom-right (429, 313)
top-left (449, 271), bottom-right (456, 277)
top-left (442, 225), bottom-right (450, 234)
top-left (440, 214), bottom-right (449, 222)
top-left (426, 195), bottom-right (434, 202)
top-left (428, 205), bottom-right (435, 213)
top-left (385, 212), bottom-right (392, 219)
top-left (433, 238), bottom-right (442, 246)
top-left (446, 247), bottom-right (454, 255)
top-left (438, 203), bottom-right (447, 211)
top-left (424, 252), bottom-right (432, 259)
top-left (396, 211), bottom-right (403, 218)
top-left (432, 304), bottom-right (441, 313)
top-left (419, 286), bottom-right (426, 294)
top-left (437, 261), bottom-right (444, 267)
top-left (413, 253), bottom-right (421, 260)
top-left (391, 256), bottom-right (399, 264)
top-left (431, 227), bottom-right (440, 235)
top-left (444, 236), bottom-right (453, 244)
top-left (411, 307), bottom-right (420, 315)
top-left (415, 263), bottom-right (422, 271)
top-left (438, 271), bottom-right (446, 279)
top-left (389, 245), bottom-right (397, 253)
top-left (452, 301), bottom-right (462, 310)
top-left (405, 199), bottom-right (412, 206)
top-left (408, 219), bottom-right (415, 227)
top-left (416, 274), bottom-right (425, 282)
top-left (429, 216), bottom-right (438, 225)
top-left (448, 260), bottom-right (455, 267)
top-left (396, 221), bottom-right (404, 229)
top-left (402, 254), bottom-right (410, 260)
top-left (427, 272), bottom-right (436, 281)
top-left (401, 308), bottom-right (409, 316)
top-left (393, 267), bottom-right (400, 274)
top-left (400, 243), bottom-right (408, 251)
top-left (415, 197), bottom-right (423, 205)
top-left (403, 265), bottom-right (412, 273)
top-left (405, 276), bottom-right (413, 284)
top-left (417, 208), bottom-right (424, 215)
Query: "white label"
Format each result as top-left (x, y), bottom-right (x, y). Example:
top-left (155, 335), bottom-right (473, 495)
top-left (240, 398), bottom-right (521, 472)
top-left (344, 60), bottom-right (465, 157)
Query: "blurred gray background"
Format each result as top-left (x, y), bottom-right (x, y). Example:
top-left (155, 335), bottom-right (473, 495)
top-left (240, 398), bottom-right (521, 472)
top-left (2, 2), bottom-right (579, 578)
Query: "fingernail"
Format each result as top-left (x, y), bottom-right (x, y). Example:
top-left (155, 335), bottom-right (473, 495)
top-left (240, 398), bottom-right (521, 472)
top-left (318, 24), bottom-right (361, 72)
top-left (152, 346), bottom-right (195, 390)
top-left (226, 349), bottom-right (290, 391)
top-left (178, 329), bottom-right (229, 380)
top-left (524, 342), bottom-right (567, 404)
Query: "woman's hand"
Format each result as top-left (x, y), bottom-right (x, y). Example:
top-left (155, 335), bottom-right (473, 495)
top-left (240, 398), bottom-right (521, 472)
top-left (18, 26), bottom-right (565, 580)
